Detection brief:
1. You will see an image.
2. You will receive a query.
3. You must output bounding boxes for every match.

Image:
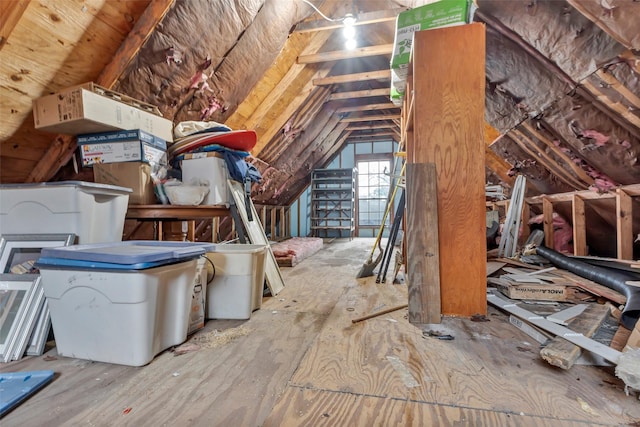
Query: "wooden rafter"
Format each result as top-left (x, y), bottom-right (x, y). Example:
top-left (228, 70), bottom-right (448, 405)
top-left (335, 103), bottom-right (398, 113)
top-left (527, 183), bottom-right (640, 203)
top-left (581, 80), bottom-right (640, 129)
top-left (294, 8), bottom-right (406, 33)
top-left (567, 0), bottom-right (638, 50)
top-left (340, 113), bottom-right (400, 123)
top-left (346, 123), bottom-right (397, 131)
top-left (520, 122), bottom-right (595, 186)
top-left (252, 67), bottom-right (333, 157)
top-left (329, 88), bottom-right (389, 100)
top-left (595, 69), bottom-right (640, 109)
top-left (0, 0), bottom-right (30, 50)
top-left (313, 69), bottom-right (390, 86)
top-left (297, 44), bottom-right (392, 64)
top-left (509, 129), bottom-right (585, 190)
top-left (26, 0), bottom-right (175, 183)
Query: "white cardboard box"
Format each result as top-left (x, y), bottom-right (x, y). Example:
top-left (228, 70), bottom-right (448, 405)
top-left (33, 83), bottom-right (173, 141)
top-left (181, 154), bottom-right (229, 206)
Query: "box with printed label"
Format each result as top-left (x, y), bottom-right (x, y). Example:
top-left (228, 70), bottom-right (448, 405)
top-left (80, 140), bottom-right (167, 167)
top-left (77, 129), bottom-right (167, 150)
top-left (33, 82), bottom-right (173, 141)
top-left (390, 0), bottom-right (473, 99)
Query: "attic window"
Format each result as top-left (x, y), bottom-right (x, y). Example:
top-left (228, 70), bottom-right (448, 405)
top-left (357, 159), bottom-right (391, 227)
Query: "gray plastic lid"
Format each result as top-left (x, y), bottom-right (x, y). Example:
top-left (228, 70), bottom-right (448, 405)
top-left (40, 240), bottom-right (215, 265)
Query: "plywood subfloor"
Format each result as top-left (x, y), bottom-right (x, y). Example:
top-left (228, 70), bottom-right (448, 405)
top-left (1, 238), bottom-right (638, 426)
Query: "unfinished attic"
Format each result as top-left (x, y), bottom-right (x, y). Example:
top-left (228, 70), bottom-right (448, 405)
top-left (1, 0), bottom-right (640, 424)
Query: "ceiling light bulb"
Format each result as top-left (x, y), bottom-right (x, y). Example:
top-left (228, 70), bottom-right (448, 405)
top-left (345, 38), bottom-right (357, 50)
top-left (343, 13), bottom-right (356, 27)
top-left (343, 25), bottom-right (356, 39)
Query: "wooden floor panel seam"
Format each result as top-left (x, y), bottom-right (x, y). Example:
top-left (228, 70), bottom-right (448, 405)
top-left (283, 383), bottom-right (624, 426)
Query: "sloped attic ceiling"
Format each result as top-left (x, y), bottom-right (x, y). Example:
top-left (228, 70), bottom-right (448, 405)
top-left (0, 0), bottom-right (639, 251)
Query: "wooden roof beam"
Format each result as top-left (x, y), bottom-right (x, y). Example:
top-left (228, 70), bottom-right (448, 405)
top-left (341, 113), bottom-right (401, 123)
top-left (346, 123), bottom-right (397, 131)
top-left (329, 88), bottom-right (389, 100)
top-left (26, 0), bottom-right (175, 183)
top-left (0, 0), bottom-right (30, 50)
top-left (297, 44), bottom-right (392, 64)
top-left (294, 8), bottom-right (406, 33)
top-left (336, 102), bottom-right (398, 114)
top-left (314, 69), bottom-right (390, 86)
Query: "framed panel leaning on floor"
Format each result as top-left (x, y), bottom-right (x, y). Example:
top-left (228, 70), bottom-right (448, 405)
top-left (0, 234), bottom-right (76, 274)
top-left (0, 274), bottom-right (42, 362)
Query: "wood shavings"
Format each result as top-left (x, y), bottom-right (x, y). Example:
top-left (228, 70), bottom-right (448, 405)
top-left (189, 325), bottom-right (251, 349)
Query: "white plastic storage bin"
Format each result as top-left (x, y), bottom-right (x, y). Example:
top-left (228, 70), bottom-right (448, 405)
top-left (206, 244), bottom-right (266, 320)
top-left (36, 241), bottom-right (214, 366)
top-left (0, 181), bottom-right (131, 244)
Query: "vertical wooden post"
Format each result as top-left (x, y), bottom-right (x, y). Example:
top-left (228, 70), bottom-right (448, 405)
top-left (616, 188), bottom-right (633, 260)
top-left (409, 24), bottom-right (486, 317)
top-left (407, 163), bottom-right (440, 324)
top-left (543, 197), bottom-right (555, 249)
top-left (520, 202), bottom-right (530, 246)
top-left (572, 194), bottom-right (587, 255)
top-left (271, 208), bottom-right (277, 239)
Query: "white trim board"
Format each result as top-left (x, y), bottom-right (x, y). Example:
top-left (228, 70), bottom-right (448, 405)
top-left (487, 291), bottom-right (621, 365)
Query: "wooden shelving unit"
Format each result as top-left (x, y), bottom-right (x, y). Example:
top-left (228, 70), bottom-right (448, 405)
top-left (310, 168), bottom-right (356, 239)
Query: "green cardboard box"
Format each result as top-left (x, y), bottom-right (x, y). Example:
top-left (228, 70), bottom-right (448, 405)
top-left (389, 0), bottom-right (474, 102)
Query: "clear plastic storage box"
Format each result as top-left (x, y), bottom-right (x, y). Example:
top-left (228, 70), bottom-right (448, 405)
top-left (0, 181), bottom-right (131, 244)
top-left (205, 244), bottom-right (266, 320)
top-left (36, 241), bottom-right (214, 366)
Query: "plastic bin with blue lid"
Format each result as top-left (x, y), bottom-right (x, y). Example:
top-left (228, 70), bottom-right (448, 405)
top-left (35, 241), bottom-right (214, 367)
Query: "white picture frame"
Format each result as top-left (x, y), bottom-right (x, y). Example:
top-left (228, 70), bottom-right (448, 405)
top-left (0, 234), bottom-right (76, 274)
top-left (0, 274), bottom-right (41, 363)
top-left (25, 301), bottom-right (51, 357)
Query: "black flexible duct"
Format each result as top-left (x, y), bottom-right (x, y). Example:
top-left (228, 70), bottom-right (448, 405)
top-left (536, 245), bottom-right (640, 330)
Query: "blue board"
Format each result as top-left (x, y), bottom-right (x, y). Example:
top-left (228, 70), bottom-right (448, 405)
top-left (0, 370), bottom-right (54, 417)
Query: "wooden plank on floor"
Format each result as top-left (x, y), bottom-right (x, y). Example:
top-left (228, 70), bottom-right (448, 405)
top-left (263, 387), bottom-right (594, 427)
top-left (289, 278), bottom-right (637, 422)
top-left (540, 303), bottom-right (610, 369)
top-left (406, 163), bottom-right (441, 324)
top-left (410, 24), bottom-right (486, 317)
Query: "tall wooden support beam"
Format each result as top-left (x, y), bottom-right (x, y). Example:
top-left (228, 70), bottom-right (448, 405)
top-left (572, 194), bottom-right (587, 256)
top-left (408, 25), bottom-right (486, 318)
top-left (407, 163), bottom-right (441, 324)
top-left (616, 189), bottom-right (633, 260)
top-left (543, 197), bottom-right (555, 249)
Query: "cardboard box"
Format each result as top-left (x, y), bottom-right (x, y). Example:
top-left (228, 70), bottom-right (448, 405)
top-left (77, 129), bottom-right (167, 150)
top-left (33, 82), bottom-right (173, 141)
top-left (80, 140), bottom-right (167, 167)
top-left (93, 162), bottom-right (156, 205)
top-left (389, 0), bottom-right (473, 102)
top-left (181, 153), bottom-right (229, 206)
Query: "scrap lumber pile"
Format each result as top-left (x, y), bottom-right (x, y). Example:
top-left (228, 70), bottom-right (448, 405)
top-left (486, 256), bottom-right (640, 394)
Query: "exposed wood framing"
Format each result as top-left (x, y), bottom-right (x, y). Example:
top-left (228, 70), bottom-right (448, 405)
top-left (297, 44), bottom-right (392, 64)
top-left (580, 79), bottom-right (640, 129)
top-left (509, 129), bottom-right (585, 190)
top-left (294, 8), bottom-right (405, 33)
top-left (0, 0), bottom-right (30, 50)
top-left (520, 122), bottom-right (595, 186)
top-left (527, 183), bottom-right (640, 259)
top-left (346, 123), bottom-right (396, 131)
top-left (313, 69), bottom-right (390, 86)
top-left (26, 0), bottom-right (174, 183)
top-left (336, 103), bottom-right (398, 113)
top-left (329, 88), bottom-right (389, 100)
top-left (341, 114), bottom-right (400, 123)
